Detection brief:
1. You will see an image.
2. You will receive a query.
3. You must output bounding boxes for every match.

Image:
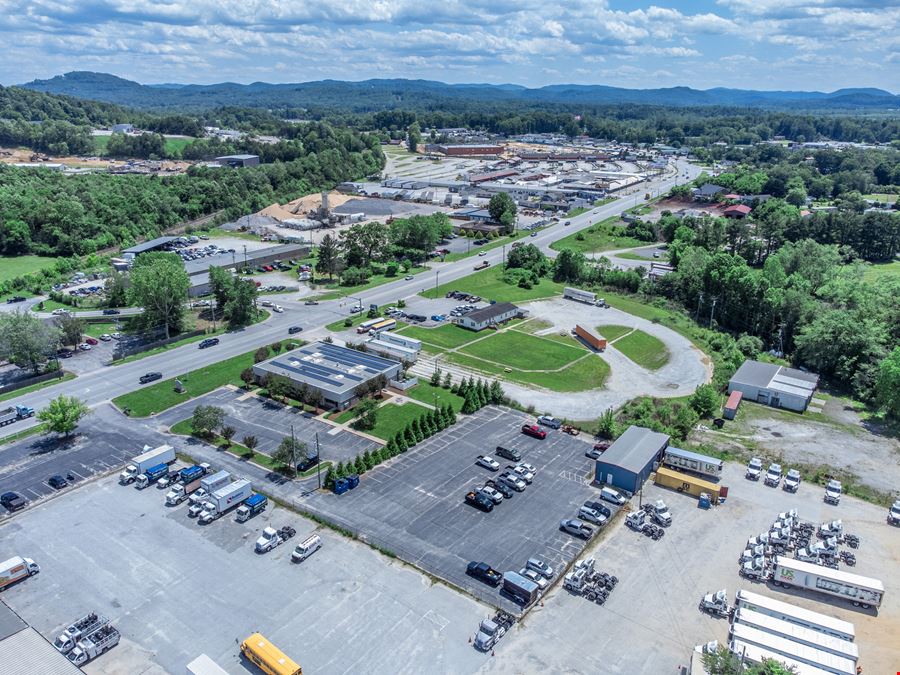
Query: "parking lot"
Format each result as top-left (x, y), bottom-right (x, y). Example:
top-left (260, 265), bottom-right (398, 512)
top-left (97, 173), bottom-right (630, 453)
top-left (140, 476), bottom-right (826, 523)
top-left (302, 406), bottom-right (610, 613)
top-left (156, 389), bottom-right (378, 465)
top-left (484, 462), bottom-right (900, 674)
top-left (0, 471), bottom-right (490, 674)
top-left (0, 404), bottom-right (171, 518)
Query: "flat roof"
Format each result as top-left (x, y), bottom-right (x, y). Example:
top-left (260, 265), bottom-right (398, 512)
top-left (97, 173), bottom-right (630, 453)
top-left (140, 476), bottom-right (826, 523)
top-left (254, 342), bottom-right (399, 396)
top-left (463, 302), bottom-right (518, 324)
top-left (600, 425), bottom-right (669, 474)
top-left (0, 626), bottom-right (82, 675)
top-left (730, 360), bottom-right (818, 394)
top-left (665, 446), bottom-right (723, 467)
top-left (185, 243), bottom-right (308, 276)
top-left (122, 236), bottom-right (177, 255)
top-left (0, 602), bottom-right (25, 642)
top-left (215, 154), bottom-right (259, 160)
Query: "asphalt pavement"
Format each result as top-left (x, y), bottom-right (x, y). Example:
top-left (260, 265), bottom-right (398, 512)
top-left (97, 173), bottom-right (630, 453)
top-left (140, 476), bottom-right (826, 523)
top-left (0, 160), bottom-right (697, 432)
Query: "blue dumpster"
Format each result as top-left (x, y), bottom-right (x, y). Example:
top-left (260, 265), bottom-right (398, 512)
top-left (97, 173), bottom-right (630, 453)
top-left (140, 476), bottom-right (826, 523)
top-left (334, 478), bottom-right (351, 495)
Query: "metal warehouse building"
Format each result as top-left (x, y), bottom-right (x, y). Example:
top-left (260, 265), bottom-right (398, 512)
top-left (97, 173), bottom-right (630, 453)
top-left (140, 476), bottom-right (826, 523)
top-left (728, 360), bottom-right (819, 413)
top-left (252, 341), bottom-right (402, 410)
top-left (0, 601), bottom-right (81, 675)
top-left (594, 425), bottom-right (670, 493)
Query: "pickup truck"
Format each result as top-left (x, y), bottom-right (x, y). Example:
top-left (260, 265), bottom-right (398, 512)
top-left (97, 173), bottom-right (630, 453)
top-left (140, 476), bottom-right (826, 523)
top-left (476, 455), bottom-right (500, 471)
top-left (560, 518), bottom-right (594, 539)
top-left (255, 526), bottom-right (296, 553)
top-left (746, 457), bottom-right (762, 480)
top-left (764, 463), bottom-right (782, 487)
top-left (467, 561), bottom-right (502, 586)
top-left (473, 261), bottom-right (490, 270)
top-left (465, 491), bottom-right (494, 512)
top-left (521, 424), bottom-right (547, 440)
top-left (497, 472), bottom-right (526, 492)
top-left (495, 445), bottom-right (521, 461)
top-left (537, 415), bottom-right (561, 429)
top-left (783, 469), bottom-right (801, 492)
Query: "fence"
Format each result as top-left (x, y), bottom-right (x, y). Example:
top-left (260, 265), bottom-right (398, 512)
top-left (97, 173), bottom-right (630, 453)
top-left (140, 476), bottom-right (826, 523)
top-left (112, 328), bottom-right (207, 361)
top-left (0, 369), bottom-right (65, 396)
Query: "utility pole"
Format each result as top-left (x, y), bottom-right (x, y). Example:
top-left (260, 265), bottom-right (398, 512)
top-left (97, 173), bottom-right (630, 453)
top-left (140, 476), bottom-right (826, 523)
top-left (291, 424), bottom-right (297, 474)
top-left (434, 270), bottom-right (440, 295)
top-left (502, 244), bottom-right (506, 266)
top-left (695, 291), bottom-right (704, 323)
top-left (709, 296), bottom-right (718, 328)
top-left (778, 322), bottom-right (786, 356)
top-left (315, 432), bottom-right (321, 489)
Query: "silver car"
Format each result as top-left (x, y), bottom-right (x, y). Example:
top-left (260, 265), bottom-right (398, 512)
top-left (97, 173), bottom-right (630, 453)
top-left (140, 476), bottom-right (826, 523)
top-left (526, 558), bottom-right (554, 579)
top-left (498, 472), bottom-right (526, 492)
top-left (578, 506), bottom-right (608, 526)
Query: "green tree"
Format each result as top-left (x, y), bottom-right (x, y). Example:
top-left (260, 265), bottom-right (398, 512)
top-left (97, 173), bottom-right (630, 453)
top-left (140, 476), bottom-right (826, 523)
top-left (224, 278), bottom-right (258, 327)
top-left (443, 403), bottom-right (456, 426)
top-left (191, 405), bottom-right (225, 437)
top-left (54, 314), bottom-right (85, 348)
top-left (488, 193), bottom-right (517, 234)
top-left (404, 425), bottom-right (416, 447)
top-left (363, 449), bottom-right (375, 470)
top-left (461, 388), bottom-right (479, 414)
top-left (254, 346), bottom-right (270, 363)
top-left (0, 309), bottom-right (60, 374)
top-left (240, 367), bottom-right (256, 389)
top-left (220, 425), bottom-right (236, 446)
top-left (316, 233), bottom-right (340, 279)
top-left (552, 248), bottom-right (587, 282)
top-left (875, 347), bottom-right (900, 418)
top-left (104, 271), bottom-right (129, 308)
top-left (354, 454), bottom-right (366, 474)
top-left (385, 437), bottom-right (398, 457)
top-left (596, 407), bottom-right (617, 439)
top-left (324, 466), bottom-right (337, 490)
top-left (37, 394), bottom-right (89, 438)
top-left (689, 384), bottom-right (721, 418)
top-left (352, 398), bottom-right (380, 431)
top-left (430, 368), bottom-right (442, 387)
top-left (406, 122), bottom-right (421, 153)
top-left (242, 435), bottom-right (258, 453)
top-left (442, 371), bottom-right (452, 389)
top-left (129, 252), bottom-right (189, 339)
top-left (274, 436), bottom-right (308, 471)
top-left (208, 265), bottom-right (233, 309)
top-left (394, 432), bottom-right (408, 453)
top-left (411, 417), bottom-right (424, 442)
top-left (489, 380), bottom-right (504, 404)
top-left (266, 374), bottom-right (291, 402)
top-left (335, 461), bottom-right (346, 479)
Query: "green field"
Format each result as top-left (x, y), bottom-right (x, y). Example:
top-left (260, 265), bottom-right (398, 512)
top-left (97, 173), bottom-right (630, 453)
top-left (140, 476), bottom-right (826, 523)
top-left (420, 265), bottom-right (565, 302)
top-left (596, 324), bottom-right (633, 342)
top-left (550, 218), bottom-right (648, 254)
top-left (566, 207), bottom-right (589, 218)
top-left (0, 255), bottom-right (57, 284)
top-left (862, 260), bottom-right (900, 282)
top-left (112, 350), bottom-right (256, 417)
top-left (368, 402), bottom-right (430, 440)
top-left (460, 330), bottom-right (585, 371)
top-left (315, 265), bottom-right (428, 301)
top-left (611, 328), bottom-right (670, 370)
top-left (93, 135), bottom-right (194, 156)
top-left (406, 382), bottom-right (466, 412)
top-left (443, 234), bottom-right (520, 262)
top-left (446, 351), bottom-right (609, 392)
top-left (395, 324), bottom-right (480, 350)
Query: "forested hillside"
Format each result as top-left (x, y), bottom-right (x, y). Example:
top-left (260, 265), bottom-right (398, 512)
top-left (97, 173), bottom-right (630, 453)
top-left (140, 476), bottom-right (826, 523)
top-left (0, 123), bottom-right (383, 256)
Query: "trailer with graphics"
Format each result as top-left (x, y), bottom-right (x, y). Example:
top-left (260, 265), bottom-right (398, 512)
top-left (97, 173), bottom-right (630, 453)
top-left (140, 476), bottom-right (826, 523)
top-left (772, 556), bottom-right (884, 610)
top-left (662, 446), bottom-right (723, 480)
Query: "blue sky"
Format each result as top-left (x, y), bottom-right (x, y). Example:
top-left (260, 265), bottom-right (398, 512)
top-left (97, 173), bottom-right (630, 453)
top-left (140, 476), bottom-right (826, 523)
top-left (1, 0), bottom-right (897, 91)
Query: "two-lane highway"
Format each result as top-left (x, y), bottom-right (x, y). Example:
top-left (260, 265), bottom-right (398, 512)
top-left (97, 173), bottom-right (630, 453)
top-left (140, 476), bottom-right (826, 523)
top-left (0, 159), bottom-right (696, 431)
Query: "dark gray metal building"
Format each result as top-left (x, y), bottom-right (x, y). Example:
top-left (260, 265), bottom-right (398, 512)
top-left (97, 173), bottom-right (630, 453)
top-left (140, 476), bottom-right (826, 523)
top-left (594, 425), bottom-right (670, 493)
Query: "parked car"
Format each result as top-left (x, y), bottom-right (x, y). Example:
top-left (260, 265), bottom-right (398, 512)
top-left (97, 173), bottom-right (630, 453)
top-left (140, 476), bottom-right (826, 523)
top-left (78, 343), bottom-right (92, 351)
top-left (578, 506), bottom-right (607, 526)
top-left (486, 479), bottom-right (513, 499)
top-left (304, 299), bottom-right (319, 305)
top-left (498, 472), bottom-right (526, 492)
top-left (98, 334), bottom-right (112, 341)
top-left (48, 475), bottom-right (68, 489)
top-left (84, 337), bottom-right (98, 345)
top-left (520, 568), bottom-right (549, 590)
top-left (479, 486), bottom-right (504, 504)
top-left (467, 561), bottom-right (502, 586)
top-left (510, 465), bottom-right (534, 484)
top-left (560, 518), bottom-right (594, 539)
top-left (139, 372), bottom-right (162, 385)
top-left (518, 462), bottom-right (537, 475)
top-left (537, 415), bottom-right (561, 429)
top-left (272, 305), bottom-right (284, 313)
top-left (260, 300), bottom-right (274, 307)
top-left (404, 275), bottom-right (414, 280)
top-left (495, 445), bottom-right (521, 462)
top-left (476, 455), bottom-right (500, 472)
top-left (198, 338), bottom-right (220, 349)
top-left (6, 296), bottom-right (26, 303)
top-left (521, 424), bottom-right (547, 440)
top-left (526, 558), bottom-right (554, 579)
top-left (465, 490), bottom-right (494, 512)
top-left (288, 326), bottom-right (303, 335)
top-left (583, 500), bottom-right (612, 518)
top-left (0, 491), bottom-right (27, 511)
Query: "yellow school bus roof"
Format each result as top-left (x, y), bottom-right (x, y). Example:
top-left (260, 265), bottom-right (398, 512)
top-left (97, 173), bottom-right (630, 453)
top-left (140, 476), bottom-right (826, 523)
top-left (241, 633), bottom-right (302, 675)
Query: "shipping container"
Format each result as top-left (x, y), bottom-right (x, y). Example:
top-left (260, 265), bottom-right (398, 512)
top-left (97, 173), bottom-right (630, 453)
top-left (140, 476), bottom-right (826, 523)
top-left (730, 623), bottom-right (855, 674)
top-left (734, 589), bottom-right (855, 642)
top-left (662, 446), bottom-right (723, 479)
top-left (653, 467), bottom-right (722, 503)
top-left (732, 609), bottom-right (857, 662)
top-left (574, 324), bottom-right (607, 351)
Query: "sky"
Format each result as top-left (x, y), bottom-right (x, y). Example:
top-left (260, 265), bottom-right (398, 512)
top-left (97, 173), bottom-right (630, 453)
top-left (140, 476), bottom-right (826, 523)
top-left (1, 0), bottom-right (898, 91)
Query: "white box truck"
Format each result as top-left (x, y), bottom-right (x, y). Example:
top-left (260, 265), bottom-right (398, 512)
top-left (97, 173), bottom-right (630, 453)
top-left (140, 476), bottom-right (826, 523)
top-left (119, 444), bottom-right (175, 485)
top-left (198, 480), bottom-right (252, 523)
top-left (772, 556), bottom-right (884, 610)
top-left (0, 555), bottom-right (40, 590)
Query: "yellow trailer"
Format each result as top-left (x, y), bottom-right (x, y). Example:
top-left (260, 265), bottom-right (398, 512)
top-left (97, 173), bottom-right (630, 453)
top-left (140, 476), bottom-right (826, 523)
top-left (654, 467), bottom-right (722, 504)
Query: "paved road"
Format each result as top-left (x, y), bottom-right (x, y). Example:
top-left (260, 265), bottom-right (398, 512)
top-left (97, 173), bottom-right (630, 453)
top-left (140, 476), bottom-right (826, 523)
top-left (0, 159), bottom-right (697, 432)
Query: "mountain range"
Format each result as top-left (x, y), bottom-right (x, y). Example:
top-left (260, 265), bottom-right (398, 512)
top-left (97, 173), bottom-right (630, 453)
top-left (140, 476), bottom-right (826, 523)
top-left (19, 71), bottom-right (900, 113)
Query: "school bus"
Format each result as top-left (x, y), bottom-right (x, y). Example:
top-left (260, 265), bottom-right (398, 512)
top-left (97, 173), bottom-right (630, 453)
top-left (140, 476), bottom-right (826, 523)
top-left (240, 633), bottom-right (302, 675)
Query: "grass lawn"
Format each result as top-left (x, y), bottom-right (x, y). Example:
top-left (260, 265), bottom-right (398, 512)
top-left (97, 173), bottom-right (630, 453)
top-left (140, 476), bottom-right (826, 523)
top-left (615, 251), bottom-right (661, 261)
top-left (0, 372), bottom-right (76, 403)
top-left (313, 265), bottom-right (428, 300)
top-left (164, 137), bottom-right (194, 154)
top-left (0, 255), bottom-right (57, 284)
top-left (420, 264), bottom-right (565, 303)
top-left (368, 402), bottom-right (430, 440)
top-left (862, 260), bottom-right (900, 283)
top-left (862, 193), bottom-right (897, 203)
top-left (596, 324), bottom-right (633, 342)
top-left (513, 318), bottom-right (553, 335)
top-left (112, 350), bottom-right (256, 417)
top-left (395, 324), bottom-right (480, 350)
top-left (593, 197), bottom-right (615, 207)
top-left (82, 321), bottom-right (123, 338)
top-left (39, 299), bottom-right (107, 313)
top-left (443, 234), bottom-right (521, 263)
top-left (406, 382), bottom-right (465, 412)
top-left (566, 207), bottom-right (589, 218)
top-left (549, 217), bottom-right (647, 254)
top-left (446, 352), bottom-right (609, 392)
top-left (613, 329), bottom-right (670, 370)
top-left (460, 330), bottom-right (585, 371)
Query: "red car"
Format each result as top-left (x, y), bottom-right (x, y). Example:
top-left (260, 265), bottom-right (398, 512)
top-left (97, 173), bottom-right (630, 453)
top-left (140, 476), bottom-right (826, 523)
top-left (521, 424), bottom-right (547, 440)
top-left (84, 337), bottom-right (99, 345)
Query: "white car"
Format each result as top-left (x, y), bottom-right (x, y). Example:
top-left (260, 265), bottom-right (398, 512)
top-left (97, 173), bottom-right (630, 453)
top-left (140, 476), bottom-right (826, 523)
top-left (578, 506), bottom-right (608, 526)
top-left (260, 300), bottom-right (274, 307)
top-left (99, 334), bottom-right (112, 341)
top-left (476, 455), bottom-right (500, 472)
top-left (511, 465), bottom-right (534, 484)
top-left (478, 486), bottom-right (503, 504)
top-left (111, 332), bottom-right (121, 339)
top-left (520, 568), bottom-right (549, 590)
top-left (478, 251), bottom-right (487, 257)
top-left (404, 275), bottom-right (414, 280)
top-left (526, 558), bottom-right (554, 579)
top-left (498, 472), bottom-right (526, 492)
top-left (51, 308), bottom-right (70, 316)
top-left (518, 462), bottom-right (537, 475)
top-left (273, 305), bottom-right (284, 313)
top-left (78, 343), bottom-right (92, 351)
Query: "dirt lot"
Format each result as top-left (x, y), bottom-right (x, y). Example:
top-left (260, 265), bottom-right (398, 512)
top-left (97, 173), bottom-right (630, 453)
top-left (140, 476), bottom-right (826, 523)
top-left (0, 146), bottom-right (191, 172)
top-left (696, 398), bottom-right (900, 496)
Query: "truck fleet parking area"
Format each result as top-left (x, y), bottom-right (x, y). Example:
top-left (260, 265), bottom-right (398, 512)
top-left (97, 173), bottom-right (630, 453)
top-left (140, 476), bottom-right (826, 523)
top-left (0, 471), bottom-right (489, 674)
top-left (301, 406), bottom-right (610, 613)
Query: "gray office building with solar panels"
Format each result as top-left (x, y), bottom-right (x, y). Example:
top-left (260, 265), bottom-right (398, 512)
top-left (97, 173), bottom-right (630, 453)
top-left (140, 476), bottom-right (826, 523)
top-left (252, 341), bottom-right (402, 410)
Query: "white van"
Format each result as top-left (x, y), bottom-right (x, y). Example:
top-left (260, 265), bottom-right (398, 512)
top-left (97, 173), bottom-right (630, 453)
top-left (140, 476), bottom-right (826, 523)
top-left (600, 487), bottom-right (625, 506)
top-left (291, 535), bottom-right (322, 563)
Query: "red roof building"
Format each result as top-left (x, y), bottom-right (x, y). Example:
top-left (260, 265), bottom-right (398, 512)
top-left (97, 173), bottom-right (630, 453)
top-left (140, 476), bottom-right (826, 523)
top-left (723, 204), bottom-right (752, 219)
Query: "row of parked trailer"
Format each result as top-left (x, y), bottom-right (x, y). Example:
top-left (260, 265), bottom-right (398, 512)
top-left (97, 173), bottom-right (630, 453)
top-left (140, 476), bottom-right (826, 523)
top-left (699, 588), bottom-right (861, 674)
top-left (52, 611), bottom-right (120, 666)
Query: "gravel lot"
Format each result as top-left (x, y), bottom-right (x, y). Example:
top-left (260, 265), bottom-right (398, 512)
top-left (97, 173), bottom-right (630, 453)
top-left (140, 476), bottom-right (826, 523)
top-left (301, 406), bottom-right (608, 614)
top-left (484, 461), bottom-right (900, 674)
top-left (0, 473), bottom-right (490, 675)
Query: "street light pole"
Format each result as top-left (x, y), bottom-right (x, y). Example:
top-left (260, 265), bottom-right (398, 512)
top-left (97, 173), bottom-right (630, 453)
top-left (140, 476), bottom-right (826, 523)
top-left (434, 270), bottom-right (440, 295)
